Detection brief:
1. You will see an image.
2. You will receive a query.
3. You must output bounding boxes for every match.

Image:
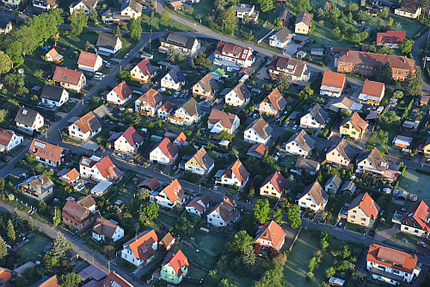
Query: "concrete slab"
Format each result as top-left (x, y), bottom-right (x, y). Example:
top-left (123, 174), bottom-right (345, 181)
top-left (82, 141), bottom-right (99, 151)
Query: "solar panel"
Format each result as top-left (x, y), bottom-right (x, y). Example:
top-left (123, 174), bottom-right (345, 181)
top-left (34, 141), bottom-right (46, 149)
top-left (287, 64), bottom-right (295, 69)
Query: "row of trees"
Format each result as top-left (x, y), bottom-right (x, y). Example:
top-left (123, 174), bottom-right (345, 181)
top-left (376, 60), bottom-right (423, 96)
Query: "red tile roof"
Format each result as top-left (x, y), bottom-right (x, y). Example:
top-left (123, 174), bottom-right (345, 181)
top-left (341, 112), bottom-right (369, 133)
top-left (80, 156), bottom-right (123, 180)
top-left (175, 132), bottom-right (187, 145)
top-left (295, 11), bottom-right (312, 26)
top-left (348, 192), bottom-right (380, 218)
top-left (261, 171), bottom-right (287, 194)
top-left (361, 80), bottom-right (385, 98)
top-left (376, 31), bottom-right (406, 45)
top-left (152, 138), bottom-right (178, 160)
top-left (103, 272), bottom-right (133, 287)
top-left (62, 200), bottom-right (92, 224)
top-left (162, 179), bottom-right (185, 203)
top-left (29, 139), bottom-right (64, 164)
top-left (121, 126), bottom-right (143, 148)
top-left (136, 59), bottom-right (153, 76)
top-left (113, 81), bottom-right (132, 101)
top-left (162, 250), bottom-right (189, 277)
top-left (367, 244), bottom-right (418, 274)
top-left (262, 88), bottom-right (287, 111)
top-left (321, 71), bottom-right (346, 88)
top-left (137, 177), bottom-right (160, 190)
top-left (338, 51), bottom-right (416, 71)
top-left (186, 195), bottom-right (210, 213)
top-left (223, 159), bottom-right (250, 183)
top-left (0, 268), bottom-right (11, 284)
top-left (123, 229), bottom-right (158, 261)
top-left (77, 51), bottom-right (100, 68)
top-left (208, 109), bottom-right (238, 129)
top-left (0, 129), bottom-right (17, 146)
top-left (248, 143), bottom-right (267, 156)
top-left (47, 48), bottom-right (59, 58)
top-left (215, 42), bottom-right (253, 61)
top-left (53, 66), bottom-right (83, 86)
top-left (36, 275), bottom-right (61, 287)
top-left (401, 201), bottom-right (430, 232)
top-left (255, 221), bottom-right (286, 250)
top-left (136, 89), bottom-right (163, 108)
top-left (66, 168), bottom-right (80, 181)
top-left (74, 111), bottom-right (101, 134)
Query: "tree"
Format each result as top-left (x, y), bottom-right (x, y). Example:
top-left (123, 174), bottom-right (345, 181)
top-left (394, 22), bottom-right (402, 31)
top-left (0, 236), bottom-right (7, 260)
top-left (48, 232), bottom-right (70, 260)
top-left (399, 39), bottom-right (414, 54)
top-left (11, 10), bottom-right (19, 24)
top-left (332, 27), bottom-right (342, 40)
top-left (69, 8), bottom-right (88, 36)
top-left (167, 47), bottom-right (176, 62)
top-left (381, 6), bottom-right (389, 18)
top-left (222, 7), bottom-right (238, 35)
top-left (176, 53), bottom-right (184, 62)
top-left (308, 256), bottom-right (320, 272)
top-left (326, 267), bottom-right (336, 278)
top-left (112, 25), bottom-right (121, 36)
top-left (6, 219), bottom-right (15, 243)
top-left (260, 0), bottom-right (274, 12)
top-left (27, 217), bottom-right (36, 231)
top-left (252, 199), bottom-right (271, 224)
top-left (375, 60), bottom-right (393, 83)
top-left (273, 208), bottom-right (284, 224)
top-left (242, 246), bottom-right (256, 266)
top-left (226, 230), bottom-right (254, 255)
top-left (15, 26), bottom-right (37, 56)
top-left (10, 209), bottom-right (23, 229)
top-left (161, 10), bottom-right (170, 22)
top-left (402, 68), bottom-right (423, 96)
top-left (276, 74), bottom-right (290, 93)
top-left (139, 202), bottom-right (159, 224)
top-left (0, 52), bottom-right (12, 76)
top-left (288, 205), bottom-right (302, 229)
top-left (60, 272), bottom-right (81, 287)
top-left (299, 85), bottom-right (313, 100)
top-left (89, 8), bottom-right (98, 22)
top-left (293, 0), bottom-right (311, 13)
top-left (130, 17), bottom-right (142, 41)
top-left (0, 177), bottom-right (4, 191)
top-left (0, 110), bottom-right (6, 125)
top-left (6, 41), bottom-right (24, 66)
top-left (137, 188), bottom-right (150, 200)
top-left (85, 41), bottom-right (91, 51)
top-left (393, 90), bottom-right (404, 99)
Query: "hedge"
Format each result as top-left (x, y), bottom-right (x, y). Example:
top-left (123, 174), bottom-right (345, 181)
top-left (84, 237), bottom-right (104, 254)
top-left (356, 184), bottom-right (381, 195)
top-left (415, 169), bottom-right (430, 176)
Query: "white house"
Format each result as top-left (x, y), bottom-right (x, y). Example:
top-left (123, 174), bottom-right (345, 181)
top-left (79, 155), bottom-right (123, 182)
top-left (320, 71), bottom-right (347, 98)
top-left (92, 217), bottom-right (124, 243)
top-left (68, 111), bottom-right (102, 141)
top-left (268, 55), bottom-right (311, 83)
top-left (52, 67), bottom-right (86, 93)
top-left (225, 83), bottom-right (251, 108)
top-left (257, 88), bottom-right (287, 116)
top-left (96, 32), bottom-right (122, 57)
top-left (358, 80), bottom-right (385, 105)
top-left (120, 0), bottom-right (142, 19)
top-left (207, 109), bottom-right (240, 134)
top-left (214, 42), bottom-right (255, 69)
top-left (112, 126), bottom-right (144, 153)
top-left (356, 148), bottom-right (389, 175)
top-left (185, 147), bottom-right (215, 175)
top-left (300, 104), bottom-right (330, 129)
top-left (159, 31), bottom-right (200, 59)
top-left (69, 0), bottom-right (98, 14)
top-left (324, 175), bottom-right (342, 193)
top-left (284, 130), bottom-right (315, 157)
top-left (399, 201), bottom-right (430, 237)
top-left (77, 51), bottom-right (103, 73)
top-left (234, 3), bottom-right (259, 22)
top-left (185, 195), bottom-right (210, 216)
top-left (168, 98), bottom-right (202, 126)
top-left (326, 138), bottom-right (357, 166)
top-left (32, 0), bottom-right (58, 10)
top-left (296, 181), bottom-right (328, 212)
top-left (157, 101), bottom-right (173, 120)
top-left (255, 221), bottom-right (286, 251)
top-left (106, 81), bottom-right (133, 105)
top-left (149, 138), bottom-right (178, 164)
top-left (131, 59), bottom-right (157, 83)
top-left (0, 129), bottom-right (23, 153)
top-left (28, 139), bottom-right (64, 167)
top-left (151, 179), bottom-right (186, 209)
top-left (120, 230), bottom-right (158, 267)
top-left (395, 0), bottom-right (421, 18)
top-left (15, 106), bottom-right (44, 133)
top-left (40, 85), bottom-right (69, 108)
top-left (244, 118), bottom-right (273, 145)
top-left (215, 159), bottom-right (250, 190)
top-left (161, 66), bottom-right (186, 91)
top-left (269, 28), bottom-right (293, 49)
top-left (134, 89), bottom-right (163, 117)
top-left (259, 171), bottom-right (287, 199)
top-left (207, 198), bottom-right (240, 227)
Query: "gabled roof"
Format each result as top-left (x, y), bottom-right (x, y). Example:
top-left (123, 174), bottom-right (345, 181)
top-left (348, 192), bottom-right (380, 218)
top-left (175, 132), bottom-right (187, 146)
top-left (190, 147), bottom-right (215, 171)
top-left (166, 66), bottom-right (186, 84)
top-left (159, 101), bottom-right (173, 112)
top-left (120, 0), bottom-right (142, 13)
top-left (77, 195), bottom-right (96, 209)
top-left (246, 118), bottom-right (272, 140)
top-left (197, 73), bottom-right (219, 93)
top-left (96, 32), bottom-right (120, 49)
top-left (401, 201), bottom-right (430, 232)
top-left (223, 159), bottom-right (249, 183)
top-left (248, 143), bottom-right (267, 156)
top-left (304, 104), bottom-right (330, 125)
top-left (123, 230), bottom-right (158, 261)
top-left (112, 81), bottom-right (132, 101)
top-left (181, 98), bottom-right (201, 117)
top-left (209, 198), bottom-right (238, 223)
top-left (326, 138), bottom-right (356, 162)
top-left (230, 82), bottom-right (251, 101)
top-left (31, 275), bottom-right (61, 287)
top-left (137, 177), bottom-right (160, 190)
top-left (118, 126), bottom-right (143, 148)
top-left (136, 89), bottom-right (163, 108)
top-left (135, 59), bottom-right (157, 77)
top-left (46, 48), bottom-right (59, 59)
top-left (103, 272), bottom-right (133, 287)
top-left (160, 232), bottom-right (175, 247)
top-left (398, 0), bottom-right (419, 13)
top-left (325, 175), bottom-right (342, 189)
top-left (41, 85), bottom-right (66, 101)
top-left (376, 31), bottom-right (406, 44)
top-left (361, 80), bottom-right (385, 98)
top-left (29, 139), bottom-right (64, 163)
top-left (338, 51), bottom-right (416, 71)
top-left (215, 42), bottom-right (253, 61)
top-left (295, 11), bottom-right (312, 26)
top-left (18, 174), bottom-right (54, 195)
top-left (93, 217), bottom-right (120, 239)
top-left (80, 156), bottom-right (123, 180)
top-left (261, 88), bottom-right (287, 111)
top-left (255, 221), bottom-right (286, 250)
top-left (356, 148), bottom-right (388, 172)
top-left (53, 67), bottom-right (83, 86)
top-left (0, 129), bottom-right (18, 147)
top-left (208, 109), bottom-right (238, 129)
top-left (74, 111), bottom-right (102, 134)
top-left (0, 14), bottom-right (11, 29)
top-left (62, 200), bottom-right (92, 222)
top-left (160, 31), bottom-right (198, 50)
top-left (161, 179), bottom-right (185, 203)
top-left (268, 56), bottom-right (307, 79)
top-left (15, 106), bottom-right (40, 127)
top-left (286, 130), bottom-right (315, 152)
top-left (78, 51), bottom-right (101, 68)
top-left (162, 250), bottom-right (189, 277)
top-left (273, 27), bottom-right (293, 43)
top-left (341, 112), bottom-right (369, 133)
top-left (261, 171), bottom-right (287, 193)
top-left (321, 71), bottom-right (346, 88)
top-left (367, 244), bottom-right (418, 274)
top-left (70, 0), bottom-right (98, 9)
top-left (297, 181), bottom-right (328, 206)
top-left (186, 195), bottom-right (210, 213)
top-left (151, 137), bottom-right (178, 160)
top-left (0, 267), bottom-right (11, 284)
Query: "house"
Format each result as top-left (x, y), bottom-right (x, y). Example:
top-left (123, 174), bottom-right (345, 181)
top-left (15, 106), bottom-right (44, 133)
top-left (244, 118), bottom-right (272, 145)
top-left (92, 217), bottom-right (124, 243)
top-left (225, 82), bottom-right (251, 108)
top-left (158, 250), bottom-right (189, 284)
top-left (103, 272), bottom-right (133, 287)
top-left (157, 101), bottom-right (173, 120)
top-left (80, 155), bottom-right (123, 181)
top-left (207, 198), bottom-right (240, 227)
top-left (168, 98), bottom-right (202, 126)
top-left (340, 112), bottom-right (369, 140)
top-left (30, 275), bottom-right (62, 287)
top-left (284, 130), bottom-right (315, 157)
top-left (326, 139), bottom-right (356, 167)
top-left (69, 0), bottom-right (98, 14)
top-left (0, 129), bottom-right (23, 153)
top-left (173, 132), bottom-right (187, 148)
top-left (376, 31), bottom-right (407, 48)
top-left (185, 147), bottom-right (215, 175)
top-left (185, 195), bottom-right (210, 216)
top-left (395, 0), bottom-right (421, 18)
top-left (193, 73), bottom-right (219, 99)
top-left (0, 15), bottom-right (12, 35)
top-left (151, 179), bottom-right (186, 208)
top-left (300, 104), bottom-right (330, 129)
top-left (121, 230), bottom-right (158, 266)
top-left (32, 0), bottom-right (58, 10)
top-left (259, 171), bottom-right (287, 198)
top-left (214, 42), bottom-right (255, 69)
top-left (18, 174), bottom-right (55, 202)
top-left (159, 233), bottom-right (175, 251)
top-left (112, 126), bottom-right (143, 153)
top-left (295, 157), bottom-right (320, 175)
top-left (137, 177), bottom-right (160, 192)
top-left (14, 262), bottom-right (37, 276)
top-left (149, 137), bottom-right (178, 164)
top-left (347, 193), bottom-right (380, 226)
top-left (278, 9), bottom-right (290, 26)
top-left (62, 197), bottom-right (96, 232)
top-left (135, 89), bottom-right (163, 117)
top-left (257, 88), bottom-right (287, 116)
top-left (420, 95), bottom-right (429, 106)
top-left (295, 11), bottom-right (312, 34)
top-left (320, 71), bottom-right (347, 98)
top-left (68, 111), bottom-right (102, 140)
top-left (234, 3), bottom-right (259, 22)
top-left (207, 109), bottom-right (240, 134)
top-left (400, 201), bottom-right (430, 237)
top-left (325, 175), bottom-right (342, 193)
top-left (325, 96), bottom-right (363, 113)
top-left (356, 148), bottom-right (389, 175)
top-left (337, 51), bottom-right (416, 81)
top-left (247, 143), bottom-right (267, 159)
top-left (255, 221), bottom-right (286, 251)
top-left (215, 159), bottom-right (250, 189)
top-left (169, 1), bottom-right (182, 10)
top-left (96, 32), bottom-right (122, 56)
top-left (53, 66), bottom-right (86, 93)
top-left (120, 0), bottom-right (142, 18)
top-left (423, 138), bottom-right (430, 156)
top-left (0, 267), bottom-right (12, 284)
top-left (59, 168), bottom-right (80, 184)
top-left (403, 120), bottom-right (420, 131)
top-left (159, 31), bottom-right (200, 58)
top-left (44, 48), bottom-right (63, 63)
top-left (131, 59), bottom-right (157, 82)
top-left (366, 243), bottom-right (421, 285)
top-left (161, 66), bottom-right (186, 91)
top-left (358, 80), bottom-right (385, 105)
top-left (77, 51), bottom-right (103, 73)
top-left (268, 55), bottom-right (311, 83)
top-left (269, 28), bottom-right (293, 49)
top-left (296, 181), bottom-right (328, 212)
top-left (28, 139), bottom-right (64, 167)
top-left (340, 181), bottom-right (357, 197)
top-left (106, 81), bottom-right (133, 105)
top-left (40, 85), bottom-right (69, 108)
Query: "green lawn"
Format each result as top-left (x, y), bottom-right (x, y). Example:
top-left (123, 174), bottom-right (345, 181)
top-left (117, 40), bottom-right (137, 59)
top-left (377, 204), bottom-right (399, 231)
top-left (173, 242), bottom-right (216, 270)
top-left (224, 268), bottom-right (255, 287)
top-left (188, 266), bottom-right (207, 281)
top-left (157, 213), bottom-right (178, 227)
top-left (56, 31), bottom-right (100, 51)
top-left (398, 169), bottom-right (430, 209)
top-left (113, 182), bottom-right (138, 205)
top-left (196, 234), bottom-right (227, 257)
top-left (345, 222), bottom-right (366, 234)
top-left (281, 156), bottom-right (297, 168)
top-left (383, 232), bottom-right (418, 251)
top-left (141, 12), bottom-right (195, 32)
top-left (17, 234), bottom-right (52, 263)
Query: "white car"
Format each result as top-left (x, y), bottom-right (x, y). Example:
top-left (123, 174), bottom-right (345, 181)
top-left (95, 72), bottom-right (105, 79)
top-left (124, 53), bottom-right (130, 59)
top-left (417, 241), bottom-right (426, 247)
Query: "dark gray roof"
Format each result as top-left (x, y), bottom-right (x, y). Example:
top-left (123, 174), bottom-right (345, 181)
top-left (274, 28), bottom-right (293, 43)
top-left (70, 0), bottom-right (97, 9)
top-left (40, 85), bottom-right (65, 101)
top-left (0, 14), bottom-right (11, 29)
top-left (296, 157), bottom-right (319, 172)
top-left (96, 32), bottom-right (119, 49)
top-left (15, 106), bottom-right (40, 127)
top-left (286, 130), bottom-right (315, 152)
top-left (168, 66), bottom-right (186, 84)
top-left (326, 138), bottom-right (356, 162)
top-left (120, 0), bottom-right (142, 13)
top-left (182, 98), bottom-right (201, 117)
top-left (306, 103), bottom-right (330, 125)
top-left (160, 31), bottom-right (198, 50)
top-left (325, 175), bottom-right (342, 189)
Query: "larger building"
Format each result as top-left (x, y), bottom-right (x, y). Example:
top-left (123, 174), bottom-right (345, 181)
top-left (214, 42), bottom-right (255, 70)
top-left (268, 55), bottom-right (310, 84)
top-left (159, 31), bottom-right (200, 58)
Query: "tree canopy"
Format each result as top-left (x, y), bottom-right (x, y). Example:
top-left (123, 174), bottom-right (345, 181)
top-left (69, 8), bottom-right (88, 36)
top-left (288, 204), bottom-right (302, 229)
top-left (0, 52), bottom-right (12, 76)
top-left (48, 232), bottom-right (70, 260)
top-left (130, 17), bottom-right (142, 41)
top-left (252, 199), bottom-right (271, 225)
top-left (375, 60), bottom-right (393, 83)
top-left (402, 68), bottom-right (423, 96)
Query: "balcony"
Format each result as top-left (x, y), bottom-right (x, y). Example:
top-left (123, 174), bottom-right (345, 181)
top-left (168, 115), bottom-right (185, 122)
top-left (370, 267), bottom-right (403, 283)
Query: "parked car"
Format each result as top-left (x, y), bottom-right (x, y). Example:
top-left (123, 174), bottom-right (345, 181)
top-left (292, 125), bottom-right (298, 131)
top-left (124, 53), bottom-right (130, 59)
top-left (417, 241), bottom-right (426, 247)
top-left (173, 91), bottom-right (180, 97)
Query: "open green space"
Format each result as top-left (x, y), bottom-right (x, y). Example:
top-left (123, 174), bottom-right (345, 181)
top-left (157, 213), bottom-right (178, 227)
top-left (345, 222), bottom-right (365, 234)
top-left (383, 232), bottom-right (418, 251)
top-left (195, 234), bottom-right (227, 257)
top-left (224, 268), bottom-right (255, 287)
top-left (141, 12), bottom-right (195, 32)
top-left (17, 234), bottom-right (52, 263)
top-left (377, 204), bottom-right (398, 231)
top-left (188, 266), bottom-right (208, 281)
top-left (173, 242), bottom-right (216, 270)
top-left (112, 181), bottom-right (138, 205)
top-left (56, 31), bottom-right (100, 51)
top-left (398, 169), bottom-right (430, 208)
top-left (281, 155), bottom-right (297, 168)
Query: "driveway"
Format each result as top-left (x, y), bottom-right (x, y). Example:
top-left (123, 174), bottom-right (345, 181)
top-left (283, 43), bottom-right (301, 56)
top-left (374, 224), bottom-right (401, 242)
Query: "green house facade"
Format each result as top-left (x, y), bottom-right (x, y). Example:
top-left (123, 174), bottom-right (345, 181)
top-left (154, 250), bottom-right (189, 284)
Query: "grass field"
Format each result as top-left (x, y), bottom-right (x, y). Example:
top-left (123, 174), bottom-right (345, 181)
top-left (57, 31), bottom-right (100, 51)
top-left (157, 213), bottom-right (178, 227)
top-left (377, 204), bottom-right (398, 231)
top-left (224, 268), bottom-right (255, 287)
top-left (188, 266), bottom-right (207, 281)
top-left (113, 182), bottom-right (138, 205)
top-left (384, 232), bottom-right (418, 251)
top-left (17, 234), bottom-right (52, 263)
top-left (196, 234), bottom-right (227, 257)
top-left (173, 242), bottom-right (216, 270)
top-left (398, 169), bottom-right (430, 209)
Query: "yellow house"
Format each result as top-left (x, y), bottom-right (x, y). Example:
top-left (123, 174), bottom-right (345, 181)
top-left (340, 112), bottom-right (368, 140)
top-left (184, 147), bottom-right (215, 175)
top-left (52, 67), bottom-right (86, 93)
top-left (424, 138), bottom-right (430, 156)
top-left (346, 193), bottom-right (380, 227)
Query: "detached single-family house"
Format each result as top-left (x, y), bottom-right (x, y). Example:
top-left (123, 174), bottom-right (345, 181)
top-left (161, 66), bottom-right (186, 91)
top-left (255, 221), bottom-right (286, 251)
top-left (225, 82), bottom-right (251, 108)
top-left (234, 3), bottom-right (259, 22)
top-left (269, 28), bottom-right (293, 49)
top-left (79, 155), bottom-right (123, 181)
top-left (393, 135), bottom-right (413, 149)
top-left (60, 168), bottom-right (80, 184)
top-left (347, 192), bottom-right (380, 226)
top-left (185, 147), bottom-right (215, 175)
top-left (44, 48), bottom-right (63, 63)
top-left (193, 73), bottom-right (219, 99)
top-left (149, 137), bottom-right (178, 164)
top-left (121, 230), bottom-right (158, 266)
top-left (120, 0), bottom-right (142, 18)
top-left (18, 174), bottom-right (55, 202)
top-left (151, 179), bottom-right (186, 208)
top-left (112, 126), bottom-right (144, 153)
top-left (131, 59), bottom-right (157, 83)
top-left (0, 15), bottom-right (12, 35)
top-left (159, 31), bottom-right (200, 58)
top-left (284, 130), bottom-right (316, 157)
top-left (0, 267), bottom-right (12, 284)
top-left (96, 32), bottom-right (122, 56)
top-left (157, 250), bottom-right (189, 284)
top-left (106, 81), bottom-right (133, 105)
top-left (214, 42), bottom-right (255, 69)
top-left (135, 89), bottom-right (163, 117)
top-left (257, 88), bottom-right (287, 116)
top-left (15, 106), bottom-right (44, 132)
top-left (69, 0), bottom-right (98, 14)
top-left (340, 112), bottom-right (369, 140)
top-left (268, 55), bottom-right (311, 83)
top-left (259, 171), bottom-right (287, 198)
top-left (356, 148), bottom-right (389, 175)
top-left (28, 275), bottom-right (61, 287)
top-left (395, 0), bottom-right (421, 18)
top-left (28, 139), bottom-right (64, 167)
top-left (168, 98), bottom-right (202, 126)
top-left (137, 177), bottom-right (160, 192)
top-left (297, 181), bottom-right (328, 212)
top-left (320, 71), bottom-right (347, 98)
top-left (40, 85), bottom-right (69, 108)
top-left (358, 80), bottom-right (385, 105)
top-left (207, 109), bottom-right (240, 134)
top-left (376, 31), bottom-right (407, 48)
top-left (295, 11), bottom-right (312, 34)
top-left (325, 138), bottom-right (356, 167)
top-left (92, 217), bottom-right (124, 243)
top-left (68, 111), bottom-right (102, 141)
top-left (400, 201), bottom-right (430, 237)
top-left (0, 129), bottom-right (23, 153)
top-left (247, 143), bottom-right (267, 159)
top-left (185, 195), bottom-right (210, 216)
top-left (324, 175), bottom-right (342, 193)
top-left (53, 67), bottom-right (86, 93)
top-left (324, 96), bottom-right (363, 113)
top-left (32, 0), bottom-right (58, 10)
top-left (244, 118), bottom-right (273, 145)
top-left (207, 198), bottom-right (240, 227)
top-left (300, 103), bottom-right (330, 129)
top-left (173, 132), bottom-right (187, 148)
top-left (340, 181), bottom-right (357, 197)
top-left (77, 51), bottom-right (103, 73)
top-left (157, 101), bottom-right (173, 120)
top-left (215, 159), bottom-right (250, 189)
top-left (103, 272), bottom-right (133, 287)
